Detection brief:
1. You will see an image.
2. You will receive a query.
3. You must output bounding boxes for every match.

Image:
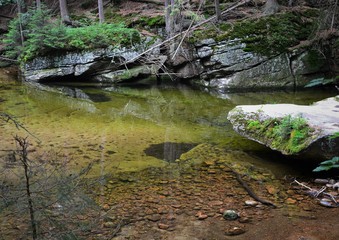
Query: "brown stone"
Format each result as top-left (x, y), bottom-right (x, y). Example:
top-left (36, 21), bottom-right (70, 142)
top-left (196, 211), bottom-right (208, 220)
top-left (208, 200), bottom-right (223, 206)
top-left (225, 227), bottom-right (246, 236)
top-left (266, 185), bottom-right (279, 195)
top-left (158, 223), bottom-right (170, 230)
top-left (147, 214), bottom-right (161, 222)
top-left (286, 198), bottom-right (297, 204)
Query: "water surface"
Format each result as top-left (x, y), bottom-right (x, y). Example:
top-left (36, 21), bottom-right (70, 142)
top-left (0, 79), bottom-right (337, 177)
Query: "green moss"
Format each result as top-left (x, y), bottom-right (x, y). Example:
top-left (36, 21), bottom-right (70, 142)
top-left (245, 115), bottom-right (313, 154)
top-left (228, 12), bottom-right (317, 56)
top-left (246, 120), bottom-right (260, 130)
top-left (136, 16), bottom-right (165, 28)
top-left (192, 10), bottom-right (318, 56)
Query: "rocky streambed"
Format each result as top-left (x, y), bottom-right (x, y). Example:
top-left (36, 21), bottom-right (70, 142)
top-left (57, 145), bottom-right (339, 239)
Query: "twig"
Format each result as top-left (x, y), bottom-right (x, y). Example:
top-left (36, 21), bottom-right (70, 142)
top-left (293, 180), bottom-right (338, 206)
top-left (0, 112), bottom-right (41, 142)
top-left (0, 56), bottom-right (18, 62)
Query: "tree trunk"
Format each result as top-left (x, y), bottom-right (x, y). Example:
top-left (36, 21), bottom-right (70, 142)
top-left (98, 0), bottom-right (104, 23)
top-left (16, 0), bottom-right (24, 47)
top-left (165, 0), bottom-right (177, 37)
top-left (263, 0), bottom-right (280, 15)
top-left (215, 0), bottom-right (221, 21)
top-left (59, 0), bottom-right (71, 24)
top-left (36, 0), bottom-right (41, 9)
top-left (165, 0), bottom-right (170, 35)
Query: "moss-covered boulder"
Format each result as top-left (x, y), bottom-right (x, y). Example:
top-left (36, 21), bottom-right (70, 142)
top-left (227, 96), bottom-right (339, 160)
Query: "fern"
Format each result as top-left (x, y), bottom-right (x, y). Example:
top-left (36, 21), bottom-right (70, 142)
top-left (313, 157), bottom-right (339, 172)
top-left (305, 76), bottom-right (339, 88)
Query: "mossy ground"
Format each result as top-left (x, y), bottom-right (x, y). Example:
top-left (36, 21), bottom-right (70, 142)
top-left (191, 9), bottom-right (318, 56)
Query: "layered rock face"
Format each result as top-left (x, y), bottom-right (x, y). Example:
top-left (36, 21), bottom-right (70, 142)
top-left (21, 37), bottom-right (334, 91)
top-left (22, 45), bottom-right (166, 83)
top-left (180, 38), bottom-right (331, 91)
top-left (227, 96), bottom-right (339, 160)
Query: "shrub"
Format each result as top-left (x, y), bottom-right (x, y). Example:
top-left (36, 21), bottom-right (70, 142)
top-left (3, 7), bottom-right (140, 62)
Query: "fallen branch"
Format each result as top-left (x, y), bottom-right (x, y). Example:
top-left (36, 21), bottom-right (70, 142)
top-left (125, 0), bottom-right (250, 65)
top-left (293, 180), bottom-right (338, 207)
top-left (229, 166), bottom-right (277, 208)
top-left (0, 56), bottom-right (18, 62)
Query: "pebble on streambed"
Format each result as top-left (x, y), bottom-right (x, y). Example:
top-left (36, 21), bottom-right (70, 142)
top-left (223, 210), bottom-right (239, 220)
top-left (225, 226), bottom-right (246, 236)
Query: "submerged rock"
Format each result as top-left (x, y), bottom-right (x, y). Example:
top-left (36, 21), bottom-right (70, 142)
top-left (223, 210), bottom-right (239, 220)
top-left (227, 96), bottom-right (339, 160)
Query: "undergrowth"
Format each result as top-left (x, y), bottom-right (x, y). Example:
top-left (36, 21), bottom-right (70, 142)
top-left (2, 7), bottom-right (140, 62)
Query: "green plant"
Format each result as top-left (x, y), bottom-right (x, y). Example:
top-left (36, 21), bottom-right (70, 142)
top-left (247, 120), bottom-right (260, 130)
top-left (0, 0), bottom-right (14, 7)
top-left (304, 76), bottom-right (339, 88)
top-left (313, 156), bottom-right (339, 172)
top-left (3, 7), bottom-right (140, 62)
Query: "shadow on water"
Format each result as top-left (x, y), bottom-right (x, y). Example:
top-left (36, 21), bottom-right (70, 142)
top-left (144, 142), bottom-right (198, 163)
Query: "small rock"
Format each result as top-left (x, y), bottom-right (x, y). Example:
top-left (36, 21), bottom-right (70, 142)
top-left (103, 222), bottom-right (115, 228)
top-left (333, 182), bottom-right (339, 190)
top-left (239, 217), bottom-right (251, 223)
top-left (245, 200), bottom-right (258, 207)
top-left (196, 211), bottom-right (208, 220)
top-left (147, 214), bottom-right (161, 222)
top-left (329, 179), bottom-right (336, 184)
top-left (209, 200), bottom-right (223, 206)
top-left (285, 198), bottom-right (297, 204)
top-left (203, 160), bottom-right (214, 166)
top-left (102, 204), bottom-right (110, 210)
top-left (223, 210), bottom-right (239, 220)
top-left (319, 199), bottom-right (337, 208)
top-left (225, 227), bottom-right (245, 236)
top-left (314, 178), bottom-right (329, 184)
top-left (266, 185), bottom-right (279, 195)
top-left (158, 223), bottom-right (170, 230)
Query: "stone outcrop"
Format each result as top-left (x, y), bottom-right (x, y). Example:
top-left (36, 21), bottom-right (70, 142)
top-left (22, 43), bottom-right (167, 83)
top-left (181, 38), bottom-right (331, 91)
top-left (21, 35), bottom-right (334, 90)
top-left (227, 96), bottom-right (339, 160)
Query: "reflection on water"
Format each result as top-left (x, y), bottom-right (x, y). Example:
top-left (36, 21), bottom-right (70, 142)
top-left (0, 80), bottom-right (337, 177)
top-left (144, 142), bottom-right (198, 162)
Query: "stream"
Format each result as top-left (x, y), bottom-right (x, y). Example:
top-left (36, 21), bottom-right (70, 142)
top-left (1, 78), bottom-right (337, 176)
top-left (0, 76), bottom-right (338, 239)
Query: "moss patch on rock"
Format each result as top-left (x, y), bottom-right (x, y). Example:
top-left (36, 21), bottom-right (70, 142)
top-left (245, 115), bottom-right (315, 154)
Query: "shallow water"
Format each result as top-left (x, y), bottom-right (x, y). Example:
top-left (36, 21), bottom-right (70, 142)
top-left (0, 79), bottom-right (337, 178)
